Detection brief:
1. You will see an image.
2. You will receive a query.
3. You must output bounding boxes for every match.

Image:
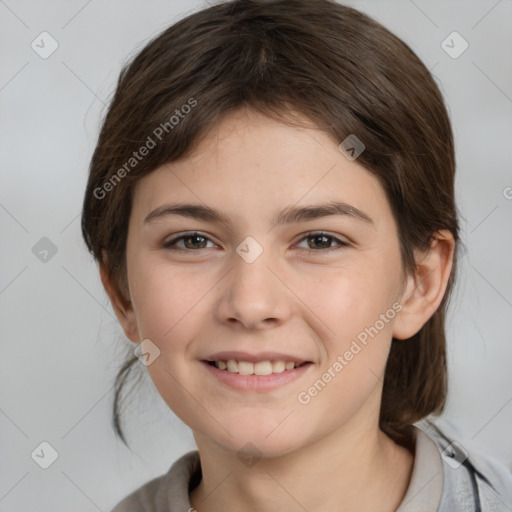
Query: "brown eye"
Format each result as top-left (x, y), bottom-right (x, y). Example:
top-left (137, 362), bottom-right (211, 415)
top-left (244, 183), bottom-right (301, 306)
top-left (162, 232), bottom-right (214, 251)
top-left (161, 231), bottom-right (348, 253)
top-left (296, 232), bottom-right (348, 251)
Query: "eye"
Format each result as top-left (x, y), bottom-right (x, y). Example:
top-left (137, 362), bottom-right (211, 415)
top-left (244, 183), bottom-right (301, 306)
top-left (162, 232), bottom-right (217, 251)
top-left (295, 231), bottom-right (349, 252)
top-left (161, 231), bottom-right (349, 253)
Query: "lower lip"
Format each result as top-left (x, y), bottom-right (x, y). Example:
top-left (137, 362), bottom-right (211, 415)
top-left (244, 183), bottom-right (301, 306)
top-left (201, 361), bottom-right (313, 392)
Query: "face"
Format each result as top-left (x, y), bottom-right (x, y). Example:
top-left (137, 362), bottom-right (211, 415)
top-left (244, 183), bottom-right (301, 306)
top-left (123, 108), bottom-right (408, 457)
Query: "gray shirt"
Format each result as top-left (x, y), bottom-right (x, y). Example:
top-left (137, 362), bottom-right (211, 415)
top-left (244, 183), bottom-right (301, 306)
top-left (111, 421), bottom-right (512, 511)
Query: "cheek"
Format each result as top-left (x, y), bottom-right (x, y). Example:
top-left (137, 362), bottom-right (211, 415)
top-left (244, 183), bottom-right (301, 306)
top-left (295, 269), bottom-right (398, 423)
top-left (127, 254), bottom-right (201, 340)
top-left (303, 255), bottom-right (402, 392)
top-left (126, 255), bottom-right (206, 418)
top-left (307, 264), bottom-right (398, 340)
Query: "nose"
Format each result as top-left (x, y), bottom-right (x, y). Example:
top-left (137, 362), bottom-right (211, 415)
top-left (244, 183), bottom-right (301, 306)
top-left (214, 243), bottom-right (292, 330)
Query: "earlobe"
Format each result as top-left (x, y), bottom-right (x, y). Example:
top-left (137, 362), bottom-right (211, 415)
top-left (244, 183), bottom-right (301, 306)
top-left (392, 230), bottom-right (455, 340)
top-left (99, 261), bottom-right (140, 344)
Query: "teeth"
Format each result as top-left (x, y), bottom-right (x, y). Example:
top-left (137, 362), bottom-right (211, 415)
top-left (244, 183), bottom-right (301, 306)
top-left (272, 360), bottom-right (285, 373)
top-left (214, 359), bottom-right (304, 375)
top-left (238, 361), bottom-right (254, 375)
top-left (254, 361), bottom-right (273, 375)
top-left (227, 360), bottom-right (238, 373)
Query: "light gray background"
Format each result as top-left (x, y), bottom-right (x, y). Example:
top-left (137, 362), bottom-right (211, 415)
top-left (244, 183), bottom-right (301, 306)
top-left (1, 0), bottom-right (511, 510)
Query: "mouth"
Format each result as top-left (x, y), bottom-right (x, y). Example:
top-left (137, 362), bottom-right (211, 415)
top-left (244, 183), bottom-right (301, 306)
top-left (201, 357), bottom-right (314, 392)
top-left (204, 359), bottom-right (309, 375)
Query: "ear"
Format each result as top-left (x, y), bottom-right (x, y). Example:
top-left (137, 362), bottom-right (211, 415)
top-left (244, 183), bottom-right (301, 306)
top-left (99, 260), bottom-right (140, 344)
top-left (393, 230), bottom-right (455, 340)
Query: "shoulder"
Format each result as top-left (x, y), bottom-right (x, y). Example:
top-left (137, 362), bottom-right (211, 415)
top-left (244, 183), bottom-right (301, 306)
top-left (111, 475), bottom-right (161, 512)
top-left (110, 450), bottom-right (201, 512)
top-left (416, 418), bottom-right (512, 511)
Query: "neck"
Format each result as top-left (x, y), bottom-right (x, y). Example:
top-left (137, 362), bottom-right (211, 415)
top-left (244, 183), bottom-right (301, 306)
top-left (189, 424), bottom-right (414, 512)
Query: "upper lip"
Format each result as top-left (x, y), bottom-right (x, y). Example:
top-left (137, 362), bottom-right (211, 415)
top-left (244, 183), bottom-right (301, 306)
top-left (203, 351), bottom-right (310, 364)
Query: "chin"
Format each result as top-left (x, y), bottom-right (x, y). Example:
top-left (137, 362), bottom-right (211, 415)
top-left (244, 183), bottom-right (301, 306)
top-left (207, 428), bottom-right (304, 460)
top-left (190, 409), bottom-right (314, 459)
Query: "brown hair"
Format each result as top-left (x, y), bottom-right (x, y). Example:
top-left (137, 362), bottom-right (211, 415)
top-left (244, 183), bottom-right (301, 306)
top-left (81, 0), bottom-right (460, 449)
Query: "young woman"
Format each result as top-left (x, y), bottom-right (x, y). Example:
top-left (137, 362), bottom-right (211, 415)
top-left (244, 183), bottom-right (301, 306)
top-left (81, 0), bottom-right (512, 510)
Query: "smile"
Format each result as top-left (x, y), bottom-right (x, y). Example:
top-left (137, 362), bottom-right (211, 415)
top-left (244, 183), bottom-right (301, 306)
top-left (202, 360), bottom-right (313, 392)
top-left (208, 359), bottom-right (306, 375)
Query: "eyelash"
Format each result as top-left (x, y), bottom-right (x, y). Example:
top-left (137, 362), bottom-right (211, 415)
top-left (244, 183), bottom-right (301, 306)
top-left (161, 231), bottom-right (349, 253)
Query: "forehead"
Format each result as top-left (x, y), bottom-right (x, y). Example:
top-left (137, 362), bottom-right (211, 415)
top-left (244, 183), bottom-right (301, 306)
top-left (130, 108), bottom-right (390, 230)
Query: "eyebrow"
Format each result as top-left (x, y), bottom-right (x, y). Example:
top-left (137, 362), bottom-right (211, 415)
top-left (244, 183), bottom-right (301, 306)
top-left (144, 201), bottom-right (374, 227)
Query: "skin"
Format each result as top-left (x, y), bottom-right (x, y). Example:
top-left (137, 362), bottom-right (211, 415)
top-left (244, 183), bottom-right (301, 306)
top-left (102, 107), bottom-right (455, 512)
